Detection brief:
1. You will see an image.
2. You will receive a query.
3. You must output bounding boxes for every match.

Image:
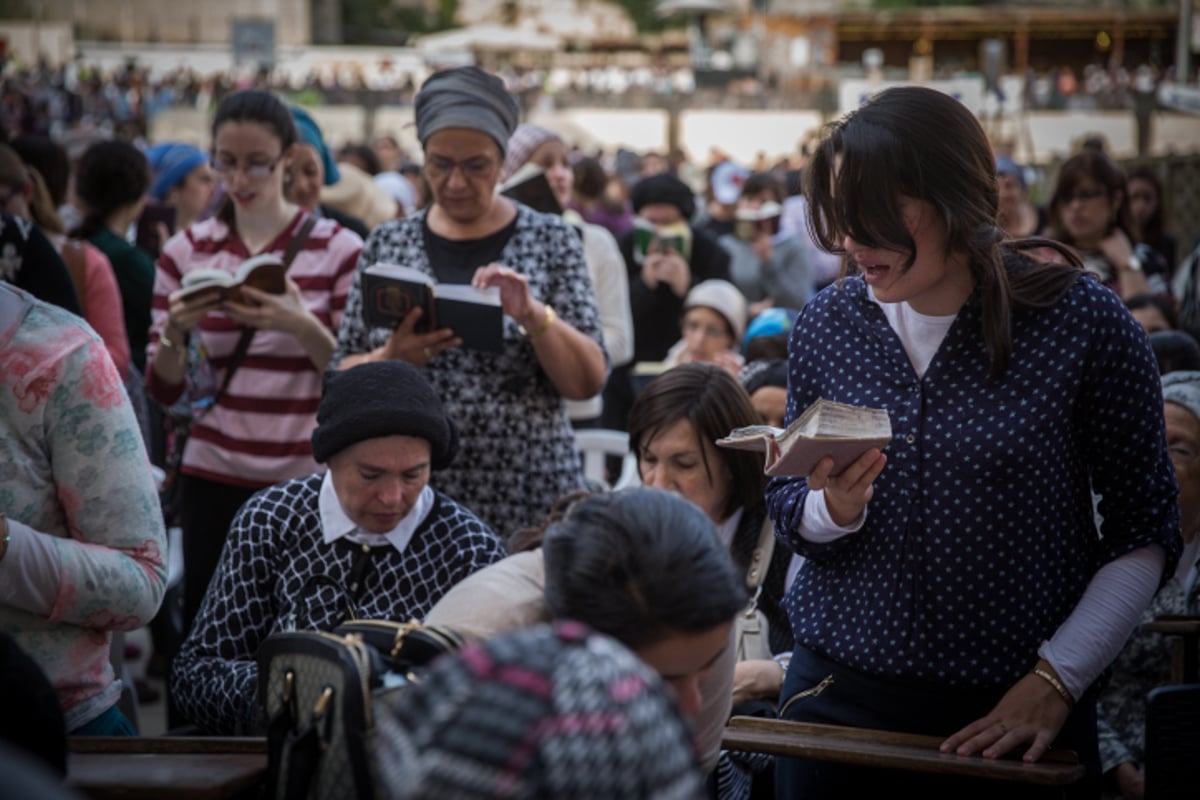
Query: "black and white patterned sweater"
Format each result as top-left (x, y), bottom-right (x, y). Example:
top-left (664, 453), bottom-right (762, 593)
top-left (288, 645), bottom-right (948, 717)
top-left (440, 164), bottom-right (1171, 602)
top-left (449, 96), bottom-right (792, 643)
top-left (332, 205), bottom-right (606, 540)
top-left (170, 473), bottom-right (506, 734)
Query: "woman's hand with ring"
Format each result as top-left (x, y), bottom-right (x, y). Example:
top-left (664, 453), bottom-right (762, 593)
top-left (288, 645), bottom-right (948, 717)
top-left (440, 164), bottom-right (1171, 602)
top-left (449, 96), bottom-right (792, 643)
top-left (940, 667), bottom-right (1072, 762)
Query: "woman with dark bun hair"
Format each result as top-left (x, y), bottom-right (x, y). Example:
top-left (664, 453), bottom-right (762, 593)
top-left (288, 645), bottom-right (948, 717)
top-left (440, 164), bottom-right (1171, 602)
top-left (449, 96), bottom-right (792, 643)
top-left (72, 139), bottom-right (155, 375)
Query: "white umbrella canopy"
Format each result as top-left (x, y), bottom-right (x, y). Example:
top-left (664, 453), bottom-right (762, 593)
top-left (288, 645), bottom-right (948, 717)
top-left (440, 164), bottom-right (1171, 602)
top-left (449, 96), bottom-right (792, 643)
top-left (416, 24), bottom-right (563, 55)
top-left (655, 0), bottom-right (734, 17)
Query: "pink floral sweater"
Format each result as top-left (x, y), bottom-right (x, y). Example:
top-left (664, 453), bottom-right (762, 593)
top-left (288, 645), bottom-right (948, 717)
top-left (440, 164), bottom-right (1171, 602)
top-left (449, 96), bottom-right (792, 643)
top-left (0, 285), bottom-right (166, 731)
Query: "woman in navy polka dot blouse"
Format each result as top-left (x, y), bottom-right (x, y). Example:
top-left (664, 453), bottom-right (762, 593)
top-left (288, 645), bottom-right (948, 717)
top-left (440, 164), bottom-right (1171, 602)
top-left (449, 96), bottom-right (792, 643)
top-left (765, 87), bottom-right (1182, 798)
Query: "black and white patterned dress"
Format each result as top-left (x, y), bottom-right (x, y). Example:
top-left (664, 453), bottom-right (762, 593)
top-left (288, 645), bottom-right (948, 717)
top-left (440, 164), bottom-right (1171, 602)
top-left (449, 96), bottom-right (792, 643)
top-left (333, 206), bottom-right (605, 539)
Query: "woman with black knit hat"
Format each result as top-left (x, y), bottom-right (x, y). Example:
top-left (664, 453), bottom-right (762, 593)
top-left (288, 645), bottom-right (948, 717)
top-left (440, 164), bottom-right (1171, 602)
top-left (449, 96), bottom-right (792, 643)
top-left (333, 66), bottom-right (607, 540)
top-left (171, 360), bottom-right (505, 735)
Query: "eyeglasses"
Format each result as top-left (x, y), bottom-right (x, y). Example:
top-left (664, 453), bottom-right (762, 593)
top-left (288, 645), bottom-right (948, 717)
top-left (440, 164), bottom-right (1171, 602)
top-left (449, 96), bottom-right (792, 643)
top-left (211, 155), bottom-right (283, 181)
top-left (424, 155), bottom-right (496, 180)
top-left (683, 319), bottom-right (731, 340)
top-left (1060, 188), bottom-right (1107, 205)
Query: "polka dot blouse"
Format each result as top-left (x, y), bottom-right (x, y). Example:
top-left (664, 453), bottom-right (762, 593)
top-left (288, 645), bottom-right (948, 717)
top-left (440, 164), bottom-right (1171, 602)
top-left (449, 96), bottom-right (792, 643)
top-left (766, 271), bottom-right (1181, 689)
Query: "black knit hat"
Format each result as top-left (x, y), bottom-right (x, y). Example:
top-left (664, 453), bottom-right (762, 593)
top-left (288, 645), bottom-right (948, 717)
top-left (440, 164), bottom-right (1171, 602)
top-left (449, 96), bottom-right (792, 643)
top-left (311, 362), bottom-right (458, 468)
top-left (631, 173), bottom-right (696, 220)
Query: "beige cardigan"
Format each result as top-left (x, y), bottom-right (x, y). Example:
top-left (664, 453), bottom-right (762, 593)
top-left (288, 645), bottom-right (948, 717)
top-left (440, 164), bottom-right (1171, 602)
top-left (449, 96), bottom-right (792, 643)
top-left (425, 549), bottom-right (735, 773)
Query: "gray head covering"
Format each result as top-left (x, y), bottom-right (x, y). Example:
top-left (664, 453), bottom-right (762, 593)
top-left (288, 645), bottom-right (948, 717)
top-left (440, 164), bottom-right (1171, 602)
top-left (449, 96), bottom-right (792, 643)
top-left (1163, 371), bottom-right (1200, 421)
top-left (414, 66), bottom-right (519, 156)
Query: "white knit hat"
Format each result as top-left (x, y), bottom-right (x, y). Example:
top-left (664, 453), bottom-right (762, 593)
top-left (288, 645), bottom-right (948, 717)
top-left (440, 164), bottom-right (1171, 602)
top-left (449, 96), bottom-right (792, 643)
top-left (684, 279), bottom-right (748, 344)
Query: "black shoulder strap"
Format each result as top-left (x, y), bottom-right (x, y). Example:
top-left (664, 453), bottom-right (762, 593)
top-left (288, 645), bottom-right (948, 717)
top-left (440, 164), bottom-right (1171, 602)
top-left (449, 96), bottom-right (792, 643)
top-left (215, 215), bottom-right (319, 402)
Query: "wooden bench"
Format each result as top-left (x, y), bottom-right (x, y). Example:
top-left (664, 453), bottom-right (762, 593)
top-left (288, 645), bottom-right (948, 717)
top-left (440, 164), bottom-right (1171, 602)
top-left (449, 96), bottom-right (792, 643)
top-left (66, 737), bottom-right (267, 800)
top-left (1141, 614), bottom-right (1200, 684)
top-left (721, 716), bottom-right (1085, 787)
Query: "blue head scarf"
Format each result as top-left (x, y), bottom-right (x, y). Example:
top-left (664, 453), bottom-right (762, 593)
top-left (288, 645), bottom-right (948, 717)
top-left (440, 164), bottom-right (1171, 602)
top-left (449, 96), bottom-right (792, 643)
top-left (146, 142), bottom-right (208, 202)
top-left (289, 106), bottom-right (341, 186)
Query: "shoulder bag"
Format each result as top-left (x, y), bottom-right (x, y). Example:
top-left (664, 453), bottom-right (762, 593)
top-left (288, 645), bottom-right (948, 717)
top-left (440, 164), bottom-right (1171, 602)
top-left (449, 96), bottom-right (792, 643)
top-left (159, 215), bottom-right (318, 505)
top-left (735, 518), bottom-right (776, 663)
top-left (257, 619), bottom-right (464, 800)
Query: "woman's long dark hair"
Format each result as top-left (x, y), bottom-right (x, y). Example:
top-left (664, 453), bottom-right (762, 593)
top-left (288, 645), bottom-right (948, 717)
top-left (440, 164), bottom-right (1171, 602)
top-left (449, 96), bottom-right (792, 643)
top-left (805, 86), bottom-right (1082, 381)
top-left (70, 140), bottom-right (149, 241)
top-left (628, 363), bottom-right (765, 521)
top-left (1127, 164), bottom-right (1166, 246)
top-left (210, 89), bottom-right (298, 225)
top-left (542, 487), bottom-right (747, 650)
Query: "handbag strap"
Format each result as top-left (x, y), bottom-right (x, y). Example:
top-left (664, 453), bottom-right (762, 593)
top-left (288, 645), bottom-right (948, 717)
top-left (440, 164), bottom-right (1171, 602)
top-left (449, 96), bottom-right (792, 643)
top-left (214, 214), bottom-right (318, 403)
top-left (744, 517), bottom-right (776, 594)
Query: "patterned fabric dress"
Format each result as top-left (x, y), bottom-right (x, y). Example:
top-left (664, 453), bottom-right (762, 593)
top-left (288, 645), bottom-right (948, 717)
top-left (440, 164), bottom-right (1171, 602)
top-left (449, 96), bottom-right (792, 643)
top-left (333, 205), bottom-right (605, 539)
top-left (1096, 565), bottom-right (1200, 775)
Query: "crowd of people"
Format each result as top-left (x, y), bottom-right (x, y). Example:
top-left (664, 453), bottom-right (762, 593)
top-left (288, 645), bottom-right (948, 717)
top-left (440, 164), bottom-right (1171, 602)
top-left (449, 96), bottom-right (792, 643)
top-left (0, 62), bottom-right (1198, 800)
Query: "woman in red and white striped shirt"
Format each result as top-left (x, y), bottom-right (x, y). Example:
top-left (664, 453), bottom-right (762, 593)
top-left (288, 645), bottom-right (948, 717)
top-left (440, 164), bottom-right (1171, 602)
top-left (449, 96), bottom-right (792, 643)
top-left (146, 89), bottom-right (363, 640)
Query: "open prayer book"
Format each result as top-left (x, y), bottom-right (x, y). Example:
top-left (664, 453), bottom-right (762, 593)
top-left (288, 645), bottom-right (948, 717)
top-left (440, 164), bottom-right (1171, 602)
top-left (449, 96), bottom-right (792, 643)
top-left (361, 263), bottom-right (503, 353)
top-left (717, 397), bottom-right (892, 477)
top-left (179, 254), bottom-right (286, 304)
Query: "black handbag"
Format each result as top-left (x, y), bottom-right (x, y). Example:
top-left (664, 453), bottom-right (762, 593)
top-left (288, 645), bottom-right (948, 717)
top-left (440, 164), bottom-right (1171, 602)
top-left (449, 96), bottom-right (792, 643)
top-left (257, 619), bottom-right (463, 800)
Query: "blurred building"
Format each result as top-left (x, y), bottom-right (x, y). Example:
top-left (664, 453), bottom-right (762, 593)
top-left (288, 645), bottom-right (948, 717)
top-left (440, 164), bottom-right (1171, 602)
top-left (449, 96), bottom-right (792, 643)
top-left (26, 0), bottom-right (312, 46)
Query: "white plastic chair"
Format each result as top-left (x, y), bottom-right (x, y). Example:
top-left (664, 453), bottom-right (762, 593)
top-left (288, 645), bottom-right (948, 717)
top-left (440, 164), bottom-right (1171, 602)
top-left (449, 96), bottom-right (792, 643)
top-left (573, 429), bottom-right (641, 491)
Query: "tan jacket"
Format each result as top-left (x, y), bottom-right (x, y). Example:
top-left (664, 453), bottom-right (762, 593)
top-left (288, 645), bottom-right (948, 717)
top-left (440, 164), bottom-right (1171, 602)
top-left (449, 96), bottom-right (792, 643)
top-left (425, 548), bottom-right (735, 773)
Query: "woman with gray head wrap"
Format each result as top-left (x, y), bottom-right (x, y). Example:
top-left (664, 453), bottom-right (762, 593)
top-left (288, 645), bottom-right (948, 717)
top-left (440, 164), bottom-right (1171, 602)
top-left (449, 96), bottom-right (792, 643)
top-left (1095, 369), bottom-right (1200, 799)
top-left (332, 66), bottom-right (608, 539)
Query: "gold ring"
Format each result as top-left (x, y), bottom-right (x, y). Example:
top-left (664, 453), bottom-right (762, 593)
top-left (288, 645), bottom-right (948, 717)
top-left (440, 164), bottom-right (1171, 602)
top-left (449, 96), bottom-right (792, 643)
top-left (424, 347), bottom-right (432, 359)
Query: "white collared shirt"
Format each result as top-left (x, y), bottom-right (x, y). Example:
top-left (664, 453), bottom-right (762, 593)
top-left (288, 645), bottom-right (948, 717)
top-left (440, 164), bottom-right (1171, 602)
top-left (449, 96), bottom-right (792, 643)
top-left (317, 471), bottom-right (435, 555)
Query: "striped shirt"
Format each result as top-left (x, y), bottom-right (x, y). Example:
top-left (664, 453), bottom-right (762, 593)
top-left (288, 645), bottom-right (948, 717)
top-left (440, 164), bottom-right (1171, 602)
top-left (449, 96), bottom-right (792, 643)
top-left (147, 211), bottom-right (363, 488)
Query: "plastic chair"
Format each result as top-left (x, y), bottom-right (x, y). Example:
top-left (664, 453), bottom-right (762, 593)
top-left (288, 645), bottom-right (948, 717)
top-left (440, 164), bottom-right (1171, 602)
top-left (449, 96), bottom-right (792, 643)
top-left (1144, 683), bottom-right (1200, 799)
top-left (573, 429), bottom-right (640, 491)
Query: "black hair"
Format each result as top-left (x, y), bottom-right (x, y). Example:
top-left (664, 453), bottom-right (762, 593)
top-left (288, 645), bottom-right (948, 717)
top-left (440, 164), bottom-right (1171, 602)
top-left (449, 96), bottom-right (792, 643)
top-left (1125, 292), bottom-right (1178, 331)
top-left (1046, 149), bottom-right (1136, 249)
top-left (10, 134), bottom-right (69, 207)
top-left (741, 171), bottom-right (784, 204)
top-left (628, 363), bottom-right (765, 521)
top-left (1127, 165), bottom-right (1167, 246)
top-left (70, 140), bottom-right (149, 241)
top-left (210, 89), bottom-right (298, 224)
top-left (806, 86), bottom-right (1083, 381)
top-left (572, 157), bottom-right (608, 201)
top-left (1150, 330), bottom-right (1200, 375)
top-left (340, 143), bottom-right (381, 176)
top-left (542, 487), bottom-right (747, 650)
top-left (744, 332), bottom-right (789, 362)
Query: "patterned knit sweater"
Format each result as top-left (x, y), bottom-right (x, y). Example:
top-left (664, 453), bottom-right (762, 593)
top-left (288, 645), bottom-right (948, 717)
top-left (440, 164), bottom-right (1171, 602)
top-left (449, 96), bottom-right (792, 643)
top-left (171, 473), bottom-right (506, 734)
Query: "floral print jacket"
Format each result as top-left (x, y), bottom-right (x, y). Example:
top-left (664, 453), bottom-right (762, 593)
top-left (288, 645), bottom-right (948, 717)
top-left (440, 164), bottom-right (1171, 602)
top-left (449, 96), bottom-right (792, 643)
top-left (0, 284), bottom-right (166, 731)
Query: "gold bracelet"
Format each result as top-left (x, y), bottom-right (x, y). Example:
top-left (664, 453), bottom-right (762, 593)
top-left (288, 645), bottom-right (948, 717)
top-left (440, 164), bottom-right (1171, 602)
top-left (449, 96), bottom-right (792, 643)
top-left (519, 305), bottom-right (557, 339)
top-left (1032, 667), bottom-right (1074, 708)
